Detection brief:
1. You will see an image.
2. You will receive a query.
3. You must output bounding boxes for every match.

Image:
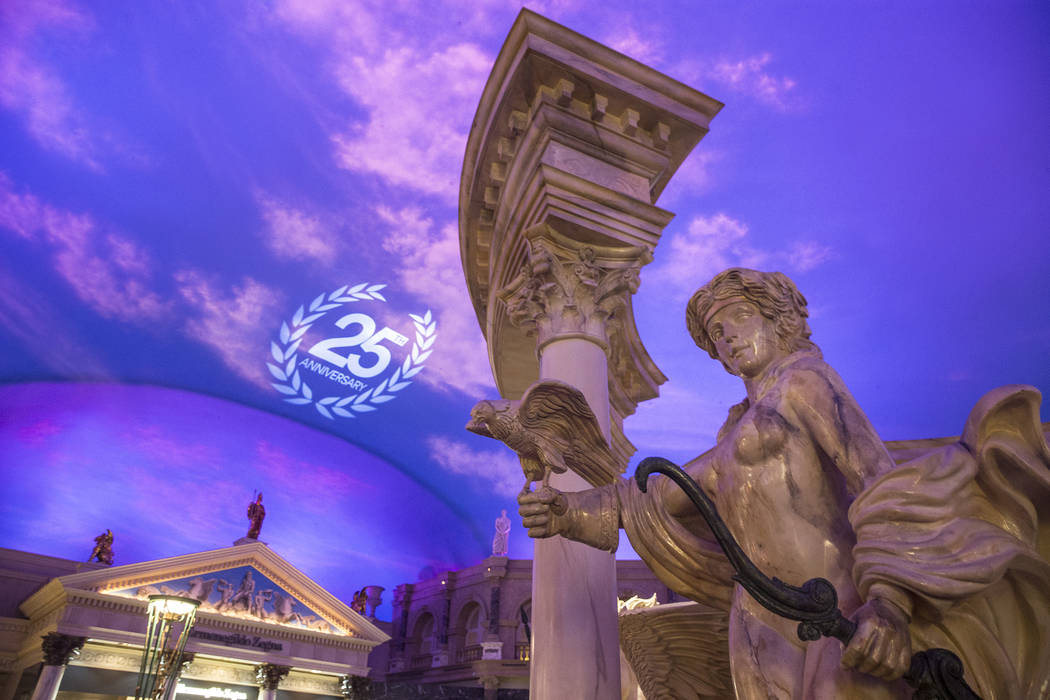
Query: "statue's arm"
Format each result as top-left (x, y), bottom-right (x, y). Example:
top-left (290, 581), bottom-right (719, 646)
top-left (518, 484), bottom-right (620, 552)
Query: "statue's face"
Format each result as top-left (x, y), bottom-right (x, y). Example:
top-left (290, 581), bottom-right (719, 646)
top-left (705, 300), bottom-right (782, 379)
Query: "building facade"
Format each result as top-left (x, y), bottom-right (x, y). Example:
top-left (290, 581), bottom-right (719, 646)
top-left (0, 543), bottom-right (388, 700)
top-left (377, 557), bottom-right (683, 698)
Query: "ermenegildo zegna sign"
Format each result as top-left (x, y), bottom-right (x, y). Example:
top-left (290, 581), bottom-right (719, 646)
top-left (176, 682), bottom-right (256, 700)
top-left (190, 629), bottom-right (283, 651)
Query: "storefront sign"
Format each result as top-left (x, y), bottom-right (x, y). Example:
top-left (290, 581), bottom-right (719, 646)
top-left (190, 629), bottom-right (283, 651)
top-left (176, 683), bottom-right (251, 700)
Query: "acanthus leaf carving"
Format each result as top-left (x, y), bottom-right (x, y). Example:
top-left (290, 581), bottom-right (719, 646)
top-left (498, 231), bottom-right (649, 350)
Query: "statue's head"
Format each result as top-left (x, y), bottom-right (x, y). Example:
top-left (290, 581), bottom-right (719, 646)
top-left (686, 268), bottom-right (818, 364)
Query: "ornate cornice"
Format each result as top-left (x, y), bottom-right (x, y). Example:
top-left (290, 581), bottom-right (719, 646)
top-left (459, 10), bottom-right (714, 453)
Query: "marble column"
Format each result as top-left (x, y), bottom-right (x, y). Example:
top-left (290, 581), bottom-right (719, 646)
top-left (499, 234), bottom-right (649, 700)
top-left (28, 633), bottom-right (85, 700)
top-left (254, 663), bottom-right (290, 700)
top-left (460, 11), bottom-right (721, 699)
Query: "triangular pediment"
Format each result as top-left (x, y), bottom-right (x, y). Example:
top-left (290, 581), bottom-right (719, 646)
top-left (30, 542), bottom-right (386, 644)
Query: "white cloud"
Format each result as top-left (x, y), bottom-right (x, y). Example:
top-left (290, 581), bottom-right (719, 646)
top-left (0, 0), bottom-right (102, 169)
top-left (0, 263), bottom-right (110, 378)
top-left (0, 174), bottom-right (169, 321)
top-left (255, 192), bottom-right (337, 264)
top-left (175, 270), bottom-right (285, 389)
top-left (605, 27), bottom-right (663, 66)
top-left (270, 0), bottom-right (493, 202)
top-left (330, 42), bottom-right (491, 201)
top-left (376, 205), bottom-right (495, 396)
top-left (786, 239), bottom-right (835, 273)
top-left (710, 53), bottom-right (798, 111)
top-left (656, 212), bottom-right (833, 300)
top-left (426, 434), bottom-right (523, 497)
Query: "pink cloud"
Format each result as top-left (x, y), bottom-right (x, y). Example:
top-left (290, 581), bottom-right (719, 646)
top-left (0, 263), bottom-right (110, 377)
top-left (17, 418), bottom-right (63, 445)
top-left (656, 212), bottom-right (834, 299)
top-left (425, 435), bottom-right (522, 497)
top-left (175, 270), bottom-right (285, 389)
top-left (330, 42), bottom-right (491, 201)
top-left (255, 192), bottom-right (337, 264)
top-left (375, 206), bottom-right (494, 395)
top-left (122, 425), bottom-right (224, 468)
top-left (0, 0), bottom-right (102, 169)
top-left (0, 174), bottom-right (169, 321)
top-left (604, 27), bottom-right (664, 66)
top-left (270, 1), bottom-right (492, 202)
top-left (710, 53), bottom-right (798, 111)
top-left (255, 439), bottom-right (372, 499)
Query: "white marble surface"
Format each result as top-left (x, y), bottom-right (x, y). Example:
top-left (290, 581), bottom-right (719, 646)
top-left (530, 336), bottom-right (621, 700)
top-left (28, 665), bottom-right (64, 700)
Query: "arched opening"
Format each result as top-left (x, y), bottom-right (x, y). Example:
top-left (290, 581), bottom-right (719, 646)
top-left (450, 601), bottom-right (484, 663)
top-left (408, 611), bottom-right (435, 669)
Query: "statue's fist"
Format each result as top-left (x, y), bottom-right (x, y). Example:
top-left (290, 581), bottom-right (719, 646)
top-left (517, 486), bottom-right (568, 538)
top-left (841, 597), bottom-right (912, 680)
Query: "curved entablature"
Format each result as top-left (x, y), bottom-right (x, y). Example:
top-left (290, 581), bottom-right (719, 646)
top-left (459, 9), bottom-right (722, 457)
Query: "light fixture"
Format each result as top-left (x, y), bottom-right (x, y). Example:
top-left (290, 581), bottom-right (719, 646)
top-left (134, 595), bottom-right (200, 700)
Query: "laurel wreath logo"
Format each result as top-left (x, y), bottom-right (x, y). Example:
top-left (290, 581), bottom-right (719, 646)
top-left (268, 283), bottom-right (436, 419)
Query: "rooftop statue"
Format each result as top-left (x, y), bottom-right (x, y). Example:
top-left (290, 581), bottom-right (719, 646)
top-left (515, 268), bottom-right (1050, 699)
top-left (492, 509), bottom-right (511, 557)
top-left (87, 529), bottom-right (114, 565)
top-left (246, 491), bottom-right (265, 539)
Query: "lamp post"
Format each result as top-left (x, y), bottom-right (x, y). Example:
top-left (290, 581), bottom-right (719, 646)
top-left (134, 595), bottom-right (200, 700)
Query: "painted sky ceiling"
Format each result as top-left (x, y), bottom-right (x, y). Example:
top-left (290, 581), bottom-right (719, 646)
top-left (1, 1), bottom-right (1048, 621)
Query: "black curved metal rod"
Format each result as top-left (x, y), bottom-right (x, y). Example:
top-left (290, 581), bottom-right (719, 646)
top-left (635, 456), bottom-right (982, 700)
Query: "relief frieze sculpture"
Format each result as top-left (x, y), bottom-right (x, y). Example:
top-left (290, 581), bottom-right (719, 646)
top-left (516, 268), bottom-right (1050, 699)
top-left (113, 566), bottom-right (342, 635)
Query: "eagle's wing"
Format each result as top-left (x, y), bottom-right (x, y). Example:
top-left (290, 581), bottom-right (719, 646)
top-left (517, 379), bottom-right (622, 485)
top-left (619, 601), bottom-right (733, 699)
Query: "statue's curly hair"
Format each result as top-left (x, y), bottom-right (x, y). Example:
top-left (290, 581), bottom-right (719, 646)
top-left (686, 268), bottom-right (818, 360)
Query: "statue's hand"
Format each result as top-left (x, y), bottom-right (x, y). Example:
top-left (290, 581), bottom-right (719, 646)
top-left (517, 485), bottom-right (568, 538)
top-left (841, 597), bottom-right (912, 680)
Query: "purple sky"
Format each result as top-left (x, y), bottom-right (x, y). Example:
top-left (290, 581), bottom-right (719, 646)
top-left (1, 1), bottom-right (1048, 620)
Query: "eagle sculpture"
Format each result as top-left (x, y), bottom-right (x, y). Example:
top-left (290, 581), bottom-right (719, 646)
top-left (466, 379), bottom-right (622, 493)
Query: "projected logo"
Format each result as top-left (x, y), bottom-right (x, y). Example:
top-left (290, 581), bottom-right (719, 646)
top-left (268, 283), bottom-right (436, 419)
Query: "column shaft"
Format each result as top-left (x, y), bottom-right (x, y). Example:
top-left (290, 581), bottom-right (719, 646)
top-left (530, 336), bottom-right (619, 700)
top-left (28, 666), bottom-right (64, 700)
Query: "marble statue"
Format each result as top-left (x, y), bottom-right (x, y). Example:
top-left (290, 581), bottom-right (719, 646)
top-left (492, 509), bottom-right (511, 556)
top-left (246, 492), bottom-right (265, 539)
top-left (87, 529), bottom-right (114, 565)
top-left (517, 268), bottom-right (1050, 699)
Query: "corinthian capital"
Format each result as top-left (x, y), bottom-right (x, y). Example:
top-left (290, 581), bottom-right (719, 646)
top-left (499, 227), bottom-right (651, 350)
top-left (40, 632), bottom-right (86, 667)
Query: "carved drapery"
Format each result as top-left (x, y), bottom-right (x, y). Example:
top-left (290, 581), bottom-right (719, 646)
top-left (40, 633), bottom-right (86, 667)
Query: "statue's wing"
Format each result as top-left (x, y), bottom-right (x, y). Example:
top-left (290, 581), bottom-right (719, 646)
top-left (518, 380), bottom-right (622, 485)
top-left (619, 601), bottom-right (733, 700)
